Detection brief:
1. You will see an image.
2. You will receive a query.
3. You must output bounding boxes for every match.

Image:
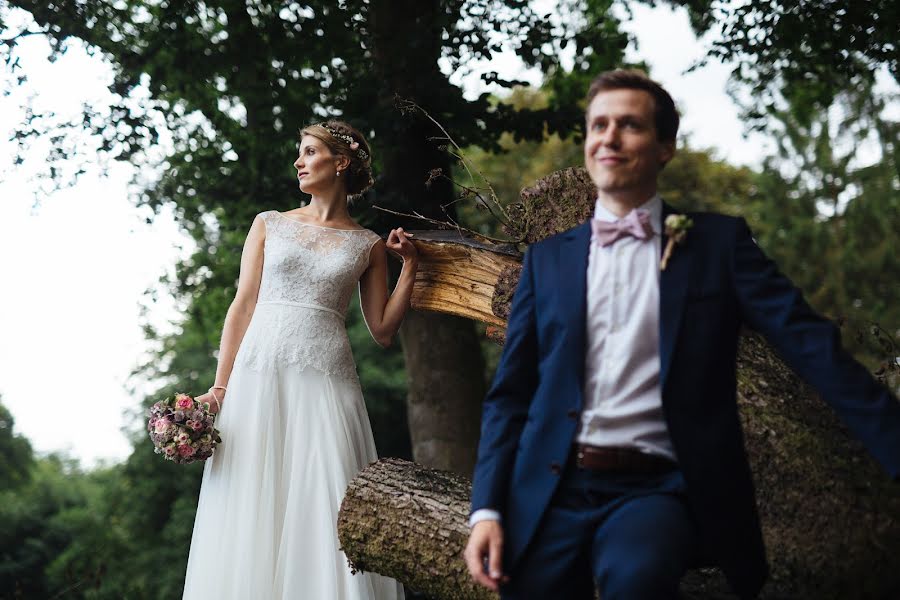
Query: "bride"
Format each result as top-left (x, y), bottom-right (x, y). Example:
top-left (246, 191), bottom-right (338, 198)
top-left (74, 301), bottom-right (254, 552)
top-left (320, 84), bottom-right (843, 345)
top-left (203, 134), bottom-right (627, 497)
top-left (182, 120), bottom-right (414, 599)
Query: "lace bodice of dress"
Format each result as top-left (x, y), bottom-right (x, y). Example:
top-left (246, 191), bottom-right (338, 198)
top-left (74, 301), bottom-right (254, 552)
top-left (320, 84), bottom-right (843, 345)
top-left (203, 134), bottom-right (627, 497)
top-left (257, 210), bottom-right (380, 314)
top-left (233, 210), bottom-right (381, 381)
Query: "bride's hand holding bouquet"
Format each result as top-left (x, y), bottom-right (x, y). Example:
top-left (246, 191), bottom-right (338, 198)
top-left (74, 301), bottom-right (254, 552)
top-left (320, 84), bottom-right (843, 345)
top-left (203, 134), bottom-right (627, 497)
top-left (194, 386), bottom-right (227, 415)
top-left (148, 390), bottom-right (223, 464)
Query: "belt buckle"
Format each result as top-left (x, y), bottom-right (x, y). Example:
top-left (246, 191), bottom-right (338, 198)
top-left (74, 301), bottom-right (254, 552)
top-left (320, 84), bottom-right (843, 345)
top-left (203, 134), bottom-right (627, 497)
top-left (575, 447), bottom-right (586, 469)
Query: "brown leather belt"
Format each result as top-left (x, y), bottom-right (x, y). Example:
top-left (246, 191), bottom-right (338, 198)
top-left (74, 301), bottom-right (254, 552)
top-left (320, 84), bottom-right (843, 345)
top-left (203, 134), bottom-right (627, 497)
top-left (573, 444), bottom-right (676, 474)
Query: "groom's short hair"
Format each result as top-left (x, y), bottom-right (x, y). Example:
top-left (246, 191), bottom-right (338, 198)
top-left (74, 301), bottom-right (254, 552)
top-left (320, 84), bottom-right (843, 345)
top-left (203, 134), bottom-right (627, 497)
top-left (585, 69), bottom-right (680, 143)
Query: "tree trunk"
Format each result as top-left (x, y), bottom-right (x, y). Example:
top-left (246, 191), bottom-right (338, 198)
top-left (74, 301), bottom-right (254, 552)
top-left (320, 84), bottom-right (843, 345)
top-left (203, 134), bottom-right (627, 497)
top-left (396, 232), bottom-right (514, 472)
top-left (398, 312), bottom-right (484, 475)
top-left (369, 0), bottom-right (487, 475)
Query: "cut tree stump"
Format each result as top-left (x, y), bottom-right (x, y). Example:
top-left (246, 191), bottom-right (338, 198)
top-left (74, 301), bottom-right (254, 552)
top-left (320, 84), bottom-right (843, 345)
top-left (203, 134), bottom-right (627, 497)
top-left (407, 230), bottom-right (521, 328)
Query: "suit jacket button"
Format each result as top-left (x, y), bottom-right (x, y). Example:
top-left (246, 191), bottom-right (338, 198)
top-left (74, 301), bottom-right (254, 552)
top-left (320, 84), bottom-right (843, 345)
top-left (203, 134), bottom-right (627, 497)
top-left (550, 462), bottom-right (562, 475)
top-left (566, 409), bottom-right (578, 420)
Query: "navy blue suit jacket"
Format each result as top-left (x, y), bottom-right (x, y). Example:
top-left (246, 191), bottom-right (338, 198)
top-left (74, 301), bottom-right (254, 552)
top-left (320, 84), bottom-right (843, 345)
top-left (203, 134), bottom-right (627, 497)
top-left (470, 205), bottom-right (900, 598)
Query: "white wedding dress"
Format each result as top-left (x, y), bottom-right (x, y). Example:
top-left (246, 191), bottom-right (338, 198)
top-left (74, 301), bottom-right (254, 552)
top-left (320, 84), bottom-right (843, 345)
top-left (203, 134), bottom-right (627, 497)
top-left (182, 210), bottom-right (404, 600)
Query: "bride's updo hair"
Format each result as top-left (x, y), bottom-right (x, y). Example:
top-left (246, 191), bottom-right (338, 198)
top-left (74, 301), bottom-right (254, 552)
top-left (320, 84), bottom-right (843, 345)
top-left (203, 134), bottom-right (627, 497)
top-left (300, 120), bottom-right (374, 198)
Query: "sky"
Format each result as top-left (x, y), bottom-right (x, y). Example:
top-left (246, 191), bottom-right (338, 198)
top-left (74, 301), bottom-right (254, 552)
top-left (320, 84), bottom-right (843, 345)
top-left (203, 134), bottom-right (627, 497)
top-left (1, 2), bottom-right (771, 467)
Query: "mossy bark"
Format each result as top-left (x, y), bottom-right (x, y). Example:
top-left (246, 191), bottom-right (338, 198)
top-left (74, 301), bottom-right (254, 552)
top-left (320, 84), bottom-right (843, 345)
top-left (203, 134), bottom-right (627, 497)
top-left (727, 333), bottom-right (899, 598)
top-left (337, 458), bottom-right (496, 600)
top-left (503, 165), bottom-right (597, 244)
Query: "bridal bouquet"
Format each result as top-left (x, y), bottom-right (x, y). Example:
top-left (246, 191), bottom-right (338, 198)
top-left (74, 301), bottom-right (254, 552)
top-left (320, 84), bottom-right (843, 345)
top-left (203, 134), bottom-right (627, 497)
top-left (148, 393), bottom-right (222, 464)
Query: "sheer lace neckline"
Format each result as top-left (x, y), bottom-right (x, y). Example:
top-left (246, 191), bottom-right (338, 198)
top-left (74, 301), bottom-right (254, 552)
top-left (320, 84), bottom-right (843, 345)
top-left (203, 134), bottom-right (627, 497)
top-left (276, 211), bottom-right (367, 232)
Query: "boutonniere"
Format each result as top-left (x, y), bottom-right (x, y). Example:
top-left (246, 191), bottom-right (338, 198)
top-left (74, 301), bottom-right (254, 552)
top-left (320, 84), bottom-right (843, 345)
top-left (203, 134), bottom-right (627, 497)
top-left (660, 214), bottom-right (693, 271)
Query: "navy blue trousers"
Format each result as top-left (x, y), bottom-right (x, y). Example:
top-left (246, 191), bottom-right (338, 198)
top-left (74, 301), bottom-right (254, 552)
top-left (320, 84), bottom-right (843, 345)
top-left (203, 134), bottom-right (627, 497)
top-left (500, 463), bottom-right (699, 600)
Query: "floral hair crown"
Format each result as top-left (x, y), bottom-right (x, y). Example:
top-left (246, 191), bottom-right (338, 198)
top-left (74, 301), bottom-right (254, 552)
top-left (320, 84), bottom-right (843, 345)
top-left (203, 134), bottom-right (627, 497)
top-left (320, 123), bottom-right (369, 160)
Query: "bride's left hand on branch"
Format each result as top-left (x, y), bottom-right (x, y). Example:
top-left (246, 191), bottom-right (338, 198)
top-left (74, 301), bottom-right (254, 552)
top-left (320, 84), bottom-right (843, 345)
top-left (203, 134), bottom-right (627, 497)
top-left (386, 228), bottom-right (417, 264)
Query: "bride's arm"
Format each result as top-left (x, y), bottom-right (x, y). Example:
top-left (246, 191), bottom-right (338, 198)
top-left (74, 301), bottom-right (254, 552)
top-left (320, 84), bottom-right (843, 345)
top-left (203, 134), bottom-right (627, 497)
top-left (359, 228), bottom-right (418, 348)
top-left (196, 216), bottom-right (266, 412)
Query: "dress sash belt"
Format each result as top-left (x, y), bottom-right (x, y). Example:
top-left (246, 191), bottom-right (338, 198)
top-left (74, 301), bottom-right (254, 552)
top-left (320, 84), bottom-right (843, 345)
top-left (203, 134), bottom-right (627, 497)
top-left (256, 300), bottom-right (344, 319)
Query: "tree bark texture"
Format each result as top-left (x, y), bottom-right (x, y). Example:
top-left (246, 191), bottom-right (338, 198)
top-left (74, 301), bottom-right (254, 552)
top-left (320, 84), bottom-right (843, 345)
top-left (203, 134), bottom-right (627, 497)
top-left (338, 458), bottom-right (495, 600)
top-left (398, 311), bottom-right (485, 476)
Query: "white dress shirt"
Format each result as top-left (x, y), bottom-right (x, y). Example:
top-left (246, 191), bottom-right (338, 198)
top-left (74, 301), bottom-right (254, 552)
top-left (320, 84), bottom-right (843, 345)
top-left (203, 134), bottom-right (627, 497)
top-left (470, 195), bottom-right (674, 527)
top-left (577, 195), bottom-right (674, 459)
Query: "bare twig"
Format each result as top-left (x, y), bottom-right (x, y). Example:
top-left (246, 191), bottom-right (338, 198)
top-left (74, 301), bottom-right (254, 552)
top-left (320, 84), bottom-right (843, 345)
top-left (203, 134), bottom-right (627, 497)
top-left (373, 205), bottom-right (521, 246)
top-left (395, 96), bottom-right (514, 225)
top-left (436, 172), bottom-right (513, 228)
top-left (392, 95), bottom-right (546, 244)
top-left (440, 147), bottom-right (515, 227)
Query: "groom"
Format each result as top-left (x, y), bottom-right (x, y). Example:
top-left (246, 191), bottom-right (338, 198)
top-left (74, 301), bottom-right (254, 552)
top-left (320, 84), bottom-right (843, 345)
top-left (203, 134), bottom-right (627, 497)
top-left (464, 69), bottom-right (900, 599)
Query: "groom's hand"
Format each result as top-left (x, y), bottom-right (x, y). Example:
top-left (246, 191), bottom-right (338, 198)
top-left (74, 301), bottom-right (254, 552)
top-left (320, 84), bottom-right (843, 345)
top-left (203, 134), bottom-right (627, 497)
top-left (464, 520), bottom-right (507, 592)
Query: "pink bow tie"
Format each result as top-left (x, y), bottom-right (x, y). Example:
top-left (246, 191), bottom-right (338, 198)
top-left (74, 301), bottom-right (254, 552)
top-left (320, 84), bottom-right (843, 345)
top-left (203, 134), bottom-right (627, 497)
top-left (591, 209), bottom-right (654, 247)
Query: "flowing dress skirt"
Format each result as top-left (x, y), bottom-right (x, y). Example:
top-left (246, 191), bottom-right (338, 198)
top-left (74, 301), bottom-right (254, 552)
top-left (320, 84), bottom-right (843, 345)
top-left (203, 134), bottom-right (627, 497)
top-left (182, 362), bottom-right (404, 599)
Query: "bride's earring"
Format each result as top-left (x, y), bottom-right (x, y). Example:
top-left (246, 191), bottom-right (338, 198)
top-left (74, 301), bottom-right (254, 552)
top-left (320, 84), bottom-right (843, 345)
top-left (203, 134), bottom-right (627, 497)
top-left (336, 170), bottom-right (341, 177)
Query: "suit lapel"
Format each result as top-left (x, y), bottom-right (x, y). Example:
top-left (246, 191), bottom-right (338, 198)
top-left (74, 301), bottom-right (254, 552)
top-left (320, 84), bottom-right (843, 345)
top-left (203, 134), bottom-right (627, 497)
top-left (560, 221), bottom-right (592, 390)
top-left (659, 202), bottom-right (692, 387)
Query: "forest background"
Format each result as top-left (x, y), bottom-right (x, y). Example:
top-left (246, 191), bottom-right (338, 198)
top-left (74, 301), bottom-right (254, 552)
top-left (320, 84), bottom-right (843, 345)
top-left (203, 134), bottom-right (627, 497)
top-left (1, 0), bottom-right (897, 598)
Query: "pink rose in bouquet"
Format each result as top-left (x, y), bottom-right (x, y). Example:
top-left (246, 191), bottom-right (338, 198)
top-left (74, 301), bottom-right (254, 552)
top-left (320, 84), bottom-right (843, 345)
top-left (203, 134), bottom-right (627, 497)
top-left (177, 444), bottom-right (196, 458)
top-left (148, 392), bottom-right (222, 465)
top-left (174, 393), bottom-right (194, 410)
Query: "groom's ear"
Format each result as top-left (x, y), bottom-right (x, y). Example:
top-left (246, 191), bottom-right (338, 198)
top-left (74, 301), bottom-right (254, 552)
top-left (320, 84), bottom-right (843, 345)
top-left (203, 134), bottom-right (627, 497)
top-left (659, 140), bottom-right (675, 169)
